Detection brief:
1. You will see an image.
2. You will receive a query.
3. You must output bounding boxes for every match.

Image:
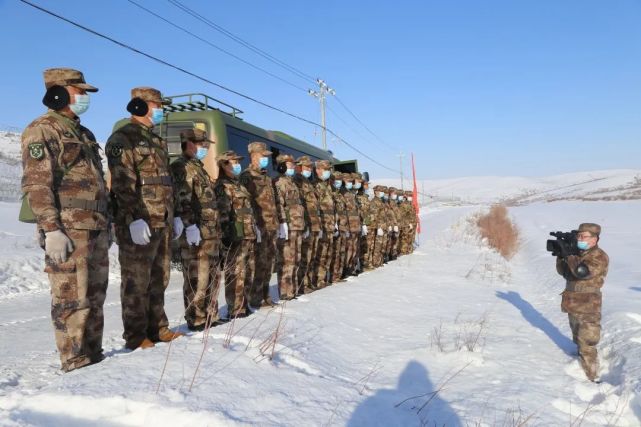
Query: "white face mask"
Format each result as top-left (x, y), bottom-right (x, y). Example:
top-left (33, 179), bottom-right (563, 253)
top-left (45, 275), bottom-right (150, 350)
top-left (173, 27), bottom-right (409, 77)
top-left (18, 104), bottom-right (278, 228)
top-left (408, 197), bottom-right (413, 202)
top-left (69, 94), bottom-right (90, 115)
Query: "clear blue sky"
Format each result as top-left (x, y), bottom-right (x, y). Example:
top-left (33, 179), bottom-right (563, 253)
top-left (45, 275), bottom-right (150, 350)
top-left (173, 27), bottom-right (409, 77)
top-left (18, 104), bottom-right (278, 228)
top-left (1, 0), bottom-right (640, 180)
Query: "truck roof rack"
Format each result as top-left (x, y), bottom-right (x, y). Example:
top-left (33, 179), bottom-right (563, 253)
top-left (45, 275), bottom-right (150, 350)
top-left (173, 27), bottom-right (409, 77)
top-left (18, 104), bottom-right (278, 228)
top-left (164, 93), bottom-right (244, 118)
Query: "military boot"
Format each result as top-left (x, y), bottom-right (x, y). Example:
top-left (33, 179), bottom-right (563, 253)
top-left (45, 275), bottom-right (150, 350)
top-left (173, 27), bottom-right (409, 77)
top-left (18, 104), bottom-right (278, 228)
top-left (157, 328), bottom-right (184, 343)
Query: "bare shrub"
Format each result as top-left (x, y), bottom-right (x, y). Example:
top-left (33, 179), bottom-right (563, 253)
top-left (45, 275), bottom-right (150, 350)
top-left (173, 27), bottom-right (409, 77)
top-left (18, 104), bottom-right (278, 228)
top-left (477, 205), bottom-right (519, 260)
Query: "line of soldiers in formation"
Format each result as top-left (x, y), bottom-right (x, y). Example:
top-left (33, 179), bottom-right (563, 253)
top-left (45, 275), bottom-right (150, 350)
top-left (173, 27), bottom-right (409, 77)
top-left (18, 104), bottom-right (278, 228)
top-left (20, 68), bottom-right (418, 372)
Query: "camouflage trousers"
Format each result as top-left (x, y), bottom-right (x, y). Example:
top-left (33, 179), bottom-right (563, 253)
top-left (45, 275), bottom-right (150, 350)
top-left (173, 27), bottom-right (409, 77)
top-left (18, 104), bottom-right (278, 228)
top-left (299, 231), bottom-right (321, 293)
top-left (180, 237), bottom-right (221, 329)
top-left (344, 232), bottom-right (360, 274)
top-left (360, 233), bottom-right (372, 270)
top-left (371, 233), bottom-right (387, 268)
top-left (569, 313), bottom-right (601, 380)
top-left (117, 225), bottom-right (170, 349)
top-left (222, 239), bottom-right (255, 317)
top-left (276, 231), bottom-right (303, 299)
top-left (249, 229), bottom-right (276, 307)
top-left (313, 233), bottom-right (334, 287)
top-left (330, 232), bottom-right (347, 282)
top-left (399, 227), bottom-right (413, 254)
top-left (45, 228), bottom-right (109, 372)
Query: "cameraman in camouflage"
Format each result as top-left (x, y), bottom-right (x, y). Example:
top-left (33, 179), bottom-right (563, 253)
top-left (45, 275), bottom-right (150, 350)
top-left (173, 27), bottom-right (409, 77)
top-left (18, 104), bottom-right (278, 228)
top-left (556, 223), bottom-right (609, 381)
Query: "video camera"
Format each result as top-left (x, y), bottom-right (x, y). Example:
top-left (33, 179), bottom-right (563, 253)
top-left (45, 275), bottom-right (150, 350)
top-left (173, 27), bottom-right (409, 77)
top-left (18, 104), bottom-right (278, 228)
top-left (546, 230), bottom-right (579, 257)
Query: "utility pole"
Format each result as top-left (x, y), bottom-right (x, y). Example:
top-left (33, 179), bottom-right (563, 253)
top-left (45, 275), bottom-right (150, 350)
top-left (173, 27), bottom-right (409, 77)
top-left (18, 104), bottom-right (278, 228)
top-left (397, 152), bottom-right (405, 190)
top-left (308, 78), bottom-right (335, 151)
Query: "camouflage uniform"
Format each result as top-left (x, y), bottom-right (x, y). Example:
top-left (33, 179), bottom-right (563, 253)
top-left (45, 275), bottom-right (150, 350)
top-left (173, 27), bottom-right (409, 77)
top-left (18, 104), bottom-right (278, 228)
top-left (383, 188), bottom-right (399, 261)
top-left (330, 172), bottom-right (350, 282)
top-left (389, 188), bottom-right (402, 260)
top-left (342, 175), bottom-right (361, 275)
top-left (274, 154), bottom-right (305, 299)
top-left (557, 223), bottom-right (609, 381)
top-left (171, 129), bottom-right (221, 329)
top-left (215, 151), bottom-right (257, 318)
top-left (106, 87), bottom-right (175, 349)
top-left (313, 160), bottom-right (335, 288)
top-left (356, 177), bottom-right (373, 270)
top-left (295, 156), bottom-right (322, 293)
top-left (21, 68), bottom-right (108, 372)
top-left (240, 142), bottom-right (278, 307)
top-left (400, 190), bottom-right (416, 254)
top-left (369, 186), bottom-right (389, 268)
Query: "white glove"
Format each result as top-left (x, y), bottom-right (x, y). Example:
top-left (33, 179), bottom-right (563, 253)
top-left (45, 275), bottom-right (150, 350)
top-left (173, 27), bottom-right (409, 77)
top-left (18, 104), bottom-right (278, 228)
top-left (343, 231), bottom-right (351, 238)
top-left (319, 229), bottom-right (323, 239)
top-left (361, 225), bottom-right (368, 236)
top-left (279, 222), bottom-right (289, 240)
top-left (173, 217), bottom-right (184, 240)
top-left (334, 223), bottom-right (339, 237)
top-left (388, 226), bottom-right (392, 232)
top-left (303, 228), bottom-right (310, 239)
top-left (186, 224), bottom-right (201, 246)
top-left (45, 230), bottom-right (74, 264)
top-left (377, 228), bottom-right (384, 236)
top-left (409, 224), bottom-right (413, 230)
top-left (255, 225), bottom-right (262, 243)
top-left (129, 219), bottom-right (151, 245)
top-left (393, 225), bottom-right (399, 233)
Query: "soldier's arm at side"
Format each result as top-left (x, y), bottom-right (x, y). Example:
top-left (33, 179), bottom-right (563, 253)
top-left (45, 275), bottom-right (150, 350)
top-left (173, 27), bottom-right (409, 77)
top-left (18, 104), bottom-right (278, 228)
top-left (21, 124), bottom-right (61, 232)
top-left (170, 161), bottom-right (195, 226)
top-left (106, 133), bottom-right (142, 225)
top-left (274, 179), bottom-right (287, 224)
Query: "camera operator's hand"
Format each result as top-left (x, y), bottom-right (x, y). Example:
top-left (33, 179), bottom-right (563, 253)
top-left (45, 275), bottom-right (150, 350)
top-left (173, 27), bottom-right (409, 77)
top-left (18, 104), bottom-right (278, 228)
top-left (558, 241), bottom-right (570, 258)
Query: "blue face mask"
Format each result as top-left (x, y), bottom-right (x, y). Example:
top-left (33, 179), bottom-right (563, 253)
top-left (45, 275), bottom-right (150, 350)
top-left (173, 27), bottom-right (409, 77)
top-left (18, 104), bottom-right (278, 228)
top-left (195, 147), bottom-right (208, 160)
top-left (302, 170), bottom-right (312, 179)
top-left (259, 157), bottom-right (269, 169)
top-left (69, 94), bottom-right (90, 116)
top-left (354, 183), bottom-right (362, 190)
top-left (384, 195), bottom-right (389, 200)
top-left (378, 191), bottom-right (385, 198)
top-left (231, 163), bottom-right (242, 176)
top-left (321, 170), bottom-right (331, 181)
top-left (333, 180), bottom-right (342, 189)
top-left (285, 168), bottom-right (295, 177)
top-left (345, 182), bottom-right (353, 190)
top-left (577, 241), bottom-right (590, 250)
top-left (150, 108), bottom-right (164, 125)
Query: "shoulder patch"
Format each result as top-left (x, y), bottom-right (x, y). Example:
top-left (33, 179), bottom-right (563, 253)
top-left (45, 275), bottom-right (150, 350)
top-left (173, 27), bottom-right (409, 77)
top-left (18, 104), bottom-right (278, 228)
top-left (108, 142), bottom-right (124, 158)
top-left (28, 143), bottom-right (45, 160)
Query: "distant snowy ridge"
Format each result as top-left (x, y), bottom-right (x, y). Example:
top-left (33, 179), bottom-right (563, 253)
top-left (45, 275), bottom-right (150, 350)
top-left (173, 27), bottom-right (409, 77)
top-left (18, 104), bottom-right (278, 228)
top-left (0, 131), bottom-right (22, 202)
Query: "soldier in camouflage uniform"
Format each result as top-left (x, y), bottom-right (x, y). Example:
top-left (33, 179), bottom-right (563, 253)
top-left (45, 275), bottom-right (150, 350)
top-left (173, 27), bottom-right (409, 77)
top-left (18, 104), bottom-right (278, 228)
top-left (400, 190), bottom-right (416, 254)
top-left (215, 151), bottom-right (257, 318)
top-left (21, 68), bottom-right (109, 371)
top-left (557, 223), bottom-right (609, 381)
top-left (170, 129), bottom-right (221, 331)
top-left (330, 172), bottom-right (350, 282)
top-left (369, 185), bottom-right (389, 268)
top-left (240, 142), bottom-right (278, 308)
top-left (342, 173), bottom-right (361, 275)
top-left (312, 160), bottom-right (335, 288)
top-left (355, 174), bottom-right (373, 271)
top-left (107, 87), bottom-right (183, 350)
top-left (273, 154), bottom-right (305, 299)
top-left (383, 187), bottom-right (400, 262)
top-left (295, 156), bottom-right (322, 294)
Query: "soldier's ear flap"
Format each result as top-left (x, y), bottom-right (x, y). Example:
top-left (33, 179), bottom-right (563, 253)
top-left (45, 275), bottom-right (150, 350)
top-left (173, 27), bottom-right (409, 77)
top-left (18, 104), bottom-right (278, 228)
top-left (42, 85), bottom-right (70, 110)
top-left (276, 163), bottom-right (287, 174)
top-left (126, 97), bottom-right (149, 117)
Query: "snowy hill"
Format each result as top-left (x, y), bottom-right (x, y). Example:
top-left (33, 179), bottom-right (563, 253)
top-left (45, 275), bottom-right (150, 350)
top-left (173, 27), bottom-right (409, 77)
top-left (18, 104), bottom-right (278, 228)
top-left (0, 131), bottom-right (22, 202)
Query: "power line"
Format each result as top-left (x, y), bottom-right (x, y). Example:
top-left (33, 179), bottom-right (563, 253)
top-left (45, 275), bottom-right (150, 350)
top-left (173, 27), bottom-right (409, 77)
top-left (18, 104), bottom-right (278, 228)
top-left (334, 95), bottom-right (397, 153)
top-left (167, 0), bottom-right (317, 85)
top-left (19, 0), bottom-right (399, 174)
top-left (126, 0), bottom-right (308, 93)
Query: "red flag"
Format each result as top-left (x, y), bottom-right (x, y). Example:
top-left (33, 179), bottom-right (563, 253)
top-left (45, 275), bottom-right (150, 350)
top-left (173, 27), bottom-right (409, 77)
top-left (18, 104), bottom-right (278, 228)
top-left (411, 153), bottom-right (421, 234)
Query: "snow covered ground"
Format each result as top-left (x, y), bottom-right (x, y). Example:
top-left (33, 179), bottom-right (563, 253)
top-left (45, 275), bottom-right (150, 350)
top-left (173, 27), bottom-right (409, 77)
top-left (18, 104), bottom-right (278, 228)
top-left (0, 198), bottom-right (639, 426)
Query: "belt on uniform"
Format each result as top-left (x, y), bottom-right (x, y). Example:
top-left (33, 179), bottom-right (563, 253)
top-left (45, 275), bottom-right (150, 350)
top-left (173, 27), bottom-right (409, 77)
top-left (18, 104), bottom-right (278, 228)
top-left (199, 201), bottom-right (217, 209)
top-left (59, 197), bottom-right (107, 213)
top-left (286, 198), bottom-right (302, 205)
top-left (348, 210), bottom-right (359, 217)
top-left (140, 176), bottom-right (173, 186)
top-left (236, 207), bottom-right (252, 215)
top-left (321, 209), bottom-right (334, 215)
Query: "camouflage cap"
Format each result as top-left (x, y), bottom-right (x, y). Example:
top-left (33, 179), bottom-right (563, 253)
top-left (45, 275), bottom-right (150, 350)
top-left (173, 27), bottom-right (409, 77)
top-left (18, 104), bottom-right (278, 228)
top-left (578, 223), bottom-right (601, 236)
top-left (248, 141), bottom-right (272, 156)
top-left (43, 68), bottom-right (98, 92)
top-left (216, 150), bottom-right (243, 162)
top-left (373, 185), bottom-right (385, 191)
top-left (276, 153), bottom-right (295, 164)
top-left (405, 190), bottom-right (413, 196)
top-left (343, 173), bottom-right (354, 182)
top-left (387, 187), bottom-right (396, 193)
top-left (352, 172), bottom-right (363, 181)
top-left (296, 155), bottom-right (313, 166)
top-left (333, 172), bottom-right (344, 180)
top-left (315, 159), bottom-right (331, 169)
top-left (180, 128), bottom-right (213, 145)
top-left (131, 87), bottom-right (171, 105)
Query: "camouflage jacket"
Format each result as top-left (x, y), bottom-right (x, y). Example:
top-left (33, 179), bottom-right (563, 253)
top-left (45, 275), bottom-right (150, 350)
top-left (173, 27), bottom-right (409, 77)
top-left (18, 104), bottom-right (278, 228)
top-left (295, 175), bottom-right (322, 232)
top-left (557, 246), bottom-right (609, 294)
top-left (314, 180), bottom-right (335, 233)
top-left (273, 175), bottom-right (305, 231)
top-left (342, 189), bottom-right (361, 233)
top-left (240, 165), bottom-right (278, 232)
top-left (332, 188), bottom-right (349, 232)
top-left (21, 111), bottom-right (108, 232)
top-left (215, 174), bottom-right (256, 241)
top-left (356, 192), bottom-right (372, 226)
top-left (170, 155), bottom-right (220, 240)
top-left (386, 201), bottom-right (400, 228)
top-left (369, 197), bottom-right (388, 231)
top-left (106, 122), bottom-right (174, 228)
